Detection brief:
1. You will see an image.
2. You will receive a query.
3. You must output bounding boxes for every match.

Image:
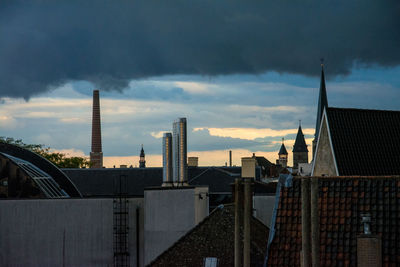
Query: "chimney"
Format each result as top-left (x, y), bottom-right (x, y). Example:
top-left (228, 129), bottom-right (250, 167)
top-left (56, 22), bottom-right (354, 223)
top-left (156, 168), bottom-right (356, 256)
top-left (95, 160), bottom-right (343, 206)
top-left (162, 133), bottom-right (173, 186)
top-left (188, 157), bottom-right (198, 167)
top-left (241, 157), bottom-right (256, 179)
top-left (241, 157), bottom-right (255, 267)
top-left (357, 214), bottom-right (382, 267)
top-left (229, 150), bottom-right (232, 167)
top-left (172, 118), bottom-right (187, 186)
top-left (90, 90), bottom-right (103, 168)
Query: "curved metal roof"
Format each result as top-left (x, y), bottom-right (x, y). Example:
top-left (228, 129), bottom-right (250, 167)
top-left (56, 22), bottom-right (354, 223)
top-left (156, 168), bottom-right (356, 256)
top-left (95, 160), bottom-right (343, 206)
top-left (0, 142), bottom-right (82, 197)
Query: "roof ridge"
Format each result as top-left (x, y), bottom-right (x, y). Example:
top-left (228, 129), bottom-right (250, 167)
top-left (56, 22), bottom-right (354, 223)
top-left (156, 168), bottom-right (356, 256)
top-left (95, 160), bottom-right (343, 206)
top-left (328, 106), bottom-right (400, 113)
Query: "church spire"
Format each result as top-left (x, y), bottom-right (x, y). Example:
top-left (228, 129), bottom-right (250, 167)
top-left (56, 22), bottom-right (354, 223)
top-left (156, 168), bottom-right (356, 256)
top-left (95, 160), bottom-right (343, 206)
top-left (293, 121), bottom-right (309, 168)
top-left (278, 138), bottom-right (288, 167)
top-left (293, 122), bottom-right (308, 153)
top-left (315, 59), bottom-right (328, 139)
top-left (279, 138), bottom-right (288, 155)
top-left (139, 144), bottom-right (146, 168)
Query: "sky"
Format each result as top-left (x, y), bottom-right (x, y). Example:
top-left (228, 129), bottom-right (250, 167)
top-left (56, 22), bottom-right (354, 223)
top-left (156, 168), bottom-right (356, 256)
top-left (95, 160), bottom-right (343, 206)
top-left (0, 1), bottom-right (399, 167)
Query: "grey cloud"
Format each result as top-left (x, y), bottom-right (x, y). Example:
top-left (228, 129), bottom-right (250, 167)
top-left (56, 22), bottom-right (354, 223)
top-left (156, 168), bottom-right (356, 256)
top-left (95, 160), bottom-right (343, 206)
top-left (1, 0), bottom-right (399, 98)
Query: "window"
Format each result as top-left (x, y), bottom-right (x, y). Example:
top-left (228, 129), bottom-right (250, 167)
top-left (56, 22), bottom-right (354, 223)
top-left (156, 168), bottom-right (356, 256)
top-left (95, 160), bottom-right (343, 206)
top-left (204, 257), bottom-right (218, 267)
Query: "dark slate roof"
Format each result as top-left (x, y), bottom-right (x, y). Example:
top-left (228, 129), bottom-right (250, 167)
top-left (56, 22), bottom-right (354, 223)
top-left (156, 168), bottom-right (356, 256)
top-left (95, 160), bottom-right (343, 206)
top-left (63, 166), bottom-right (242, 197)
top-left (326, 107), bottom-right (400, 175)
top-left (0, 142), bottom-right (81, 197)
top-left (149, 204), bottom-right (269, 267)
top-left (266, 176), bottom-right (400, 266)
top-left (279, 143), bottom-right (288, 155)
top-left (315, 65), bottom-right (328, 138)
top-left (292, 126), bottom-right (308, 153)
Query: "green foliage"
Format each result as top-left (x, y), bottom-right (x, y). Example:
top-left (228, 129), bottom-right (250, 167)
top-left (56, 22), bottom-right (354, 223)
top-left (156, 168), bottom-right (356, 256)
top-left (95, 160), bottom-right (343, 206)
top-left (0, 137), bottom-right (90, 168)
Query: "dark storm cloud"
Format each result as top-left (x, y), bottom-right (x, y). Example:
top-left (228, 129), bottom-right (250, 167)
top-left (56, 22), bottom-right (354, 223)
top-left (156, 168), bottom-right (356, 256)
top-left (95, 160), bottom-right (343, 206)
top-left (1, 0), bottom-right (399, 98)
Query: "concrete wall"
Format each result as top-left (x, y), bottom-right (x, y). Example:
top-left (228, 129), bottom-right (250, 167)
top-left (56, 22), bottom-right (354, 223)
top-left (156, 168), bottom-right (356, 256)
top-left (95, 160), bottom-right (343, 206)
top-left (313, 119), bottom-right (337, 176)
top-left (253, 195), bottom-right (276, 227)
top-left (0, 198), bottom-right (144, 267)
top-left (144, 186), bottom-right (209, 265)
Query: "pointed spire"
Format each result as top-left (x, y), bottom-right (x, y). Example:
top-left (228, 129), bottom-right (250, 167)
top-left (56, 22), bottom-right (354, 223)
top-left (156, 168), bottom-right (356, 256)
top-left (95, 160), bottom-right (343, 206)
top-left (140, 144), bottom-right (145, 157)
top-left (279, 138), bottom-right (288, 155)
top-left (139, 144), bottom-right (146, 168)
top-left (315, 59), bottom-right (328, 138)
top-left (293, 125), bottom-right (308, 153)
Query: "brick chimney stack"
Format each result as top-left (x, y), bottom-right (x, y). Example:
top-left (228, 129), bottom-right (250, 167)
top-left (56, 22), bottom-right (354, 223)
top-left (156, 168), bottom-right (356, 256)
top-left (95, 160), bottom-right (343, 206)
top-left (90, 90), bottom-right (103, 168)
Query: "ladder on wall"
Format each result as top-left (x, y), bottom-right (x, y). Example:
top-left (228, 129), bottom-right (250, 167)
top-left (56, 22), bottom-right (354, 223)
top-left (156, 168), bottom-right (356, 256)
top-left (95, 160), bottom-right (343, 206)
top-left (113, 175), bottom-right (130, 267)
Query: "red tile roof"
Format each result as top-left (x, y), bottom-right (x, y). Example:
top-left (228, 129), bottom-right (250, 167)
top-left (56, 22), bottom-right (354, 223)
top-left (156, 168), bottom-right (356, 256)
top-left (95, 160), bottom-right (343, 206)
top-left (267, 176), bottom-right (400, 266)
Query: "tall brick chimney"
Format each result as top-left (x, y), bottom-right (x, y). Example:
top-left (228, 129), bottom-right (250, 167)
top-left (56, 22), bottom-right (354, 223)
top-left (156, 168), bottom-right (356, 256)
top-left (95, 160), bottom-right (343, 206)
top-left (90, 90), bottom-right (103, 168)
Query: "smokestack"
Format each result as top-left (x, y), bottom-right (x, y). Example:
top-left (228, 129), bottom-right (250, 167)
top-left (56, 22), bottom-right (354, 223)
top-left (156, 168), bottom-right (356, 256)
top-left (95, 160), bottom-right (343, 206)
top-left (172, 120), bottom-right (180, 184)
top-left (229, 150), bottom-right (232, 167)
top-left (172, 118), bottom-right (187, 186)
top-left (178, 118), bottom-right (187, 185)
top-left (90, 90), bottom-right (103, 168)
top-left (162, 133), bottom-right (173, 186)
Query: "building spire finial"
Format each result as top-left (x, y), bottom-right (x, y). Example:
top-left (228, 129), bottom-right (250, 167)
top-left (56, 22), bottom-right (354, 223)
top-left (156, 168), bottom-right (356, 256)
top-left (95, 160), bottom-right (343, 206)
top-left (320, 57), bottom-right (324, 67)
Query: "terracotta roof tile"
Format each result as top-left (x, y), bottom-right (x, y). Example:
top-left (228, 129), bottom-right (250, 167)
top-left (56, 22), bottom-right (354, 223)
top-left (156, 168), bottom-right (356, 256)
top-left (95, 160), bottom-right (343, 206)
top-left (267, 176), bottom-right (400, 266)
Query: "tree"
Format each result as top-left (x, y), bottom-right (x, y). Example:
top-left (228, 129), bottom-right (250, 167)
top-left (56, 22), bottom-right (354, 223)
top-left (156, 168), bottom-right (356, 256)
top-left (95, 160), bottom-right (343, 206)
top-left (0, 137), bottom-right (90, 168)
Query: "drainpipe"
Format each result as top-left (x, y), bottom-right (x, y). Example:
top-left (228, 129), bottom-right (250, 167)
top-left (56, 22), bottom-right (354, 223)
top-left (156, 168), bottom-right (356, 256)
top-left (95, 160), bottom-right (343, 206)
top-left (243, 177), bottom-right (253, 267)
top-left (311, 177), bottom-right (320, 267)
top-left (234, 178), bottom-right (243, 267)
top-left (301, 178), bottom-right (311, 267)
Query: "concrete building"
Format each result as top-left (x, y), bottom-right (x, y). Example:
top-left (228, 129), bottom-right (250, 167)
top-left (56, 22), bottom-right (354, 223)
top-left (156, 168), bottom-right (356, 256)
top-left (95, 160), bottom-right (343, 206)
top-left (90, 89), bottom-right (103, 168)
top-left (0, 198), bottom-right (144, 267)
top-left (0, 141), bottom-right (279, 266)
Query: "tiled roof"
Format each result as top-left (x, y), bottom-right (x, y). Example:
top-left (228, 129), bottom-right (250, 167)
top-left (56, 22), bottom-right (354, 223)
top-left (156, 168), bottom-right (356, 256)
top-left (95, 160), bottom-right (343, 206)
top-left (327, 107), bottom-right (400, 175)
top-left (149, 204), bottom-right (269, 267)
top-left (293, 126), bottom-right (308, 153)
top-left (266, 176), bottom-right (400, 266)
